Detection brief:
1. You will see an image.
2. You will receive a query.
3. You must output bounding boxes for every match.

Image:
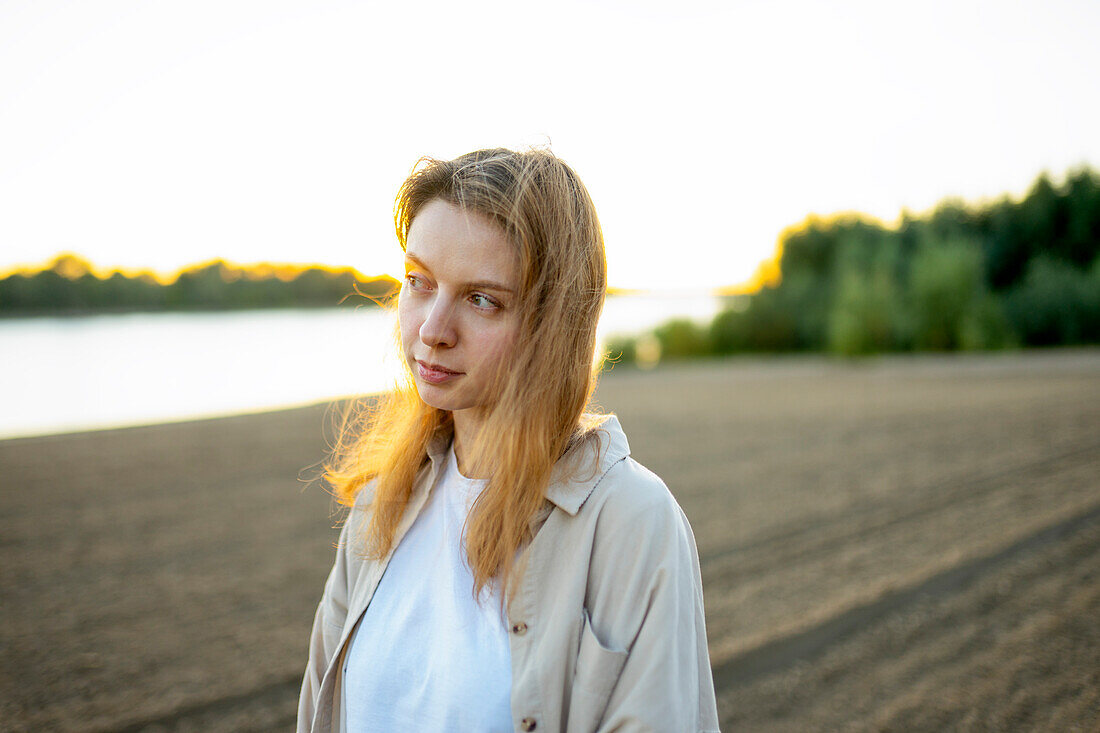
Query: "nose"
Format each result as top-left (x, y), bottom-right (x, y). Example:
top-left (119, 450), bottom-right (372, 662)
top-left (419, 296), bottom-right (457, 348)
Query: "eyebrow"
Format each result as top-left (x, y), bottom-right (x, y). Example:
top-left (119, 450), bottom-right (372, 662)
top-left (404, 253), bottom-right (516, 294)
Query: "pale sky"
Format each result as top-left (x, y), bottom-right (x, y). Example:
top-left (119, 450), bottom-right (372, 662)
top-left (2, 0), bottom-right (1098, 291)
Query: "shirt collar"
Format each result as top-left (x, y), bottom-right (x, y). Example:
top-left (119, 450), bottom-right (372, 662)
top-left (424, 414), bottom-right (630, 516)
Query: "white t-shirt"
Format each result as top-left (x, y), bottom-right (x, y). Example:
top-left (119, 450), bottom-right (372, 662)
top-left (342, 444), bottom-right (513, 732)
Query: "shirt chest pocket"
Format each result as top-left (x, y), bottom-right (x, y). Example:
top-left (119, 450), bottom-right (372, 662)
top-left (567, 608), bottom-right (629, 733)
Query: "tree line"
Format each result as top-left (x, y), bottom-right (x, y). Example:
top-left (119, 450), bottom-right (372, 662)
top-left (0, 255), bottom-right (398, 316)
top-left (611, 166), bottom-right (1100, 363)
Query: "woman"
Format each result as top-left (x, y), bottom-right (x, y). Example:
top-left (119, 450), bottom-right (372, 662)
top-left (298, 148), bottom-right (719, 732)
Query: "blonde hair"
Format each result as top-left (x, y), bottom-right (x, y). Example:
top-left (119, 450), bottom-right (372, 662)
top-left (325, 147), bottom-right (607, 607)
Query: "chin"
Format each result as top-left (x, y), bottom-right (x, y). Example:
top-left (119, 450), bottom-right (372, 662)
top-left (414, 383), bottom-right (463, 412)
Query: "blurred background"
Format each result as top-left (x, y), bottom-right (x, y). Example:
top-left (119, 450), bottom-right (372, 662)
top-left (1, 1), bottom-right (1098, 731)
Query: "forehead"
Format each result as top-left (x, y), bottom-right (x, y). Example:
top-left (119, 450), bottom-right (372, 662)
top-left (404, 199), bottom-right (519, 284)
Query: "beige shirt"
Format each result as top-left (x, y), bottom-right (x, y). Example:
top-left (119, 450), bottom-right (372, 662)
top-left (297, 415), bottom-right (720, 733)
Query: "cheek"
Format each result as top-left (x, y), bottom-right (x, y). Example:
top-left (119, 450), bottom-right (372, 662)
top-left (397, 300), bottom-right (418, 350)
top-left (480, 324), bottom-right (520, 364)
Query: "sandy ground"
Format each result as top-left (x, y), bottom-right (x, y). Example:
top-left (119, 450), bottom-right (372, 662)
top-left (1, 349), bottom-right (1098, 732)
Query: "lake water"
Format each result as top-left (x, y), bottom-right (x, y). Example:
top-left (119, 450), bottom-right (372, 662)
top-left (0, 294), bottom-right (722, 439)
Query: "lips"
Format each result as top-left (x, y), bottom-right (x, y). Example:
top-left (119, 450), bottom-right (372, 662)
top-left (416, 360), bottom-right (463, 385)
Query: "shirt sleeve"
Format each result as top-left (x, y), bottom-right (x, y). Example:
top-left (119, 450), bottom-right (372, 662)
top-left (297, 517), bottom-right (352, 733)
top-left (585, 464), bottom-right (721, 733)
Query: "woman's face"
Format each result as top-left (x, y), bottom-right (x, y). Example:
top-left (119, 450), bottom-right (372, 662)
top-left (399, 198), bottom-right (522, 424)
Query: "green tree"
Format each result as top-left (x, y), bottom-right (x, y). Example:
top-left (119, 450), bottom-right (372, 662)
top-left (908, 238), bottom-right (1011, 350)
top-left (1004, 256), bottom-right (1100, 345)
top-left (653, 319), bottom-right (709, 360)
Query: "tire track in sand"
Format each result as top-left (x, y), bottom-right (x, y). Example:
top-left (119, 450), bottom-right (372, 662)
top-left (710, 499), bottom-right (1100, 690)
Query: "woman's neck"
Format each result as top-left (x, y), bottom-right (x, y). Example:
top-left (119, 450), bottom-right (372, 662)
top-left (451, 409), bottom-right (490, 479)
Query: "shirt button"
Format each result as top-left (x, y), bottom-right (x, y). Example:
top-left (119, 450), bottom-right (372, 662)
top-left (520, 717), bottom-right (537, 731)
top-left (511, 621), bottom-right (528, 635)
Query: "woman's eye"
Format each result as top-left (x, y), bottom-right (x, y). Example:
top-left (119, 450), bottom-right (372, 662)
top-left (470, 293), bottom-right (500, 309)
top-left (405, 274), bottom-right (426, 289)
